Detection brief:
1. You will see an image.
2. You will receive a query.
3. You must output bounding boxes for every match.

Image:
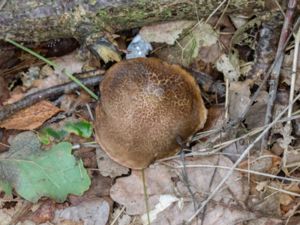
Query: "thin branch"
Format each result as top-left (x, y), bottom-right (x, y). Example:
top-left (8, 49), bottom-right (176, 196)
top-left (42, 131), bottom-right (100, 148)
top-left (0, 76), bottom-right (102, 121)
top-left (287, 19), bottom-right (300, 124)
top-left (174, 164), bottom-right (300, 183)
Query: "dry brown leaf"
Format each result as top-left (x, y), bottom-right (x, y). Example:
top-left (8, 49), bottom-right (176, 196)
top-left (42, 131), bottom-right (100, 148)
top-left (228, 81), bottom-right (251, 120)
top-left (0, 200), bottom-right (25, 225)
top-left (200, 105), bottom-right (225, 142)
top-left (139, 20), bottom-right (195, 45)
top-left (0, 77), bottom-right (10, 105)
top-left (31, 50), bottom-right (86, 91)
top-left (110, 155), bottom-right (250, 225)
top-left (96, 147), bottom-right (129, 178)
top-left (244, 91), bottom-right (268, 129)
top-left (239, 150), bottom-right (281, 181)
top-left (216, 52), bottom-right (240, 81)
top-left (53, 199), bottom-right (109, 225)
top-left (26, 200), bottom-right (55, 224)
top-left (0, 100), bottom-right (62, 130)
top-left (246, 217), bottom-right (283, 225)
top-left (156, 22), bottom-right (219, 67)
top-left (282, 49), bottom-right (300, 91)
top-left (272, 103), bottom-right (294, 150)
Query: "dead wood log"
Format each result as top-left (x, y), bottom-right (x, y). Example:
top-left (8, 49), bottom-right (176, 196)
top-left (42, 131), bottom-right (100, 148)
top-left (1, 0), bottom-right (266, 43)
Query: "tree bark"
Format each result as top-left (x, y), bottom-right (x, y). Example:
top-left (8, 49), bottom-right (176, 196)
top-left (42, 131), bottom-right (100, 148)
top-left (1, 0), bottom-right (265, 43)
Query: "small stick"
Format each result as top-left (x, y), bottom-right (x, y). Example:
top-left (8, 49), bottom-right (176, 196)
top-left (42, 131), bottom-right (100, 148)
top-left (287, 20), bottom-right (300, 124)
top-left (0, 76), bottom-right (102, 121)
top-left (261, 0), bottom-right (296, 149)
top-left (141, 169), bottom-right (151, 225)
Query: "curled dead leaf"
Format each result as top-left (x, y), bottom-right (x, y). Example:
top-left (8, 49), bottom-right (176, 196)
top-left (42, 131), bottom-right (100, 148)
top-left (0, 100), bottom-right (62, 130)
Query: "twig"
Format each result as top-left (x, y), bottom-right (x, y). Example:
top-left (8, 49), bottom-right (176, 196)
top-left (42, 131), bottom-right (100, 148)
top-left (110, 206), bottom-right (125, 225)
top-left (158, 111), bottom-right (300, 162)
top-left (200, 156), bottom-right (220, 225)
top-left (174, 164), bottom-right (300, 183)
top-left (141, 169), bottom-right (151, 225)
top-left (186, 91), bottom-right (300, 224)
top-left (205, 0), bottom-right (227, 24)
top-left (0, 76), bottom-right (102, 121)
top-left (261, 0), bottom-right (296, 149)
top-left (287, 19), bottom-right (300, 124)
top-left (177, 137), bottom-right (198, 216)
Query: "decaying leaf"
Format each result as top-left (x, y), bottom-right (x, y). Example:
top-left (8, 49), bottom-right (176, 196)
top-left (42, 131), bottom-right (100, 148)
top-left (228, 81), bottom-right (251, 120)
top-left (272, 103), bottom-right (294, 150)
top-left (53, 198), bottom-right (110, 225)
top-left (282, 49), bottom-right (300, 91)
top-left (0, 100), bottom-right (61, 130)
top-left (139, 20), bottom-right (195, 45)
top-left (244, 91), bottom-right (268, 129)
top-left (216, 52), bottom-right (240, 81)
top-left (239, 150), bottom-right (281, 180)
top-left (0, 131), bottom-right (91, 202)
top-left (156, 22), bottom-right (219, 67)
top-left (246, 217), bottom-right (283, 225)
top-left (96, 147), bottom-right (129, 178)
top-left (110, 155), bottom-right (250, 225)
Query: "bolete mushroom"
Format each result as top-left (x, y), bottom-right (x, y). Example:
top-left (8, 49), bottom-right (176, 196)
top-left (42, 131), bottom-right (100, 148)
top-left (95, 58), bottom-right (207, 169)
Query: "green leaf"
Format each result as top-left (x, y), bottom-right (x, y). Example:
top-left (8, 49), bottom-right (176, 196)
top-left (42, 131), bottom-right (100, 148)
top-left (64, 120), bottom-right (93, 138)
top-left (0, 180), bottom-right (12, 196)
top-left (0, 132), bottom-right (91, 202)
top-left (38, 127), bottom-right (67, 144)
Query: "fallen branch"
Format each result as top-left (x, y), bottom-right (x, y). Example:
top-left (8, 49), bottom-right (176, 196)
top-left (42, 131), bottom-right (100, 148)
top-left (0, 75), bottom-right (103, 121)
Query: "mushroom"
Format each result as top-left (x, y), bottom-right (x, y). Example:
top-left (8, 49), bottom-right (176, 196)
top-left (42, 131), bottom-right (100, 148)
top-left (95, 58), bottom-right (207, 169)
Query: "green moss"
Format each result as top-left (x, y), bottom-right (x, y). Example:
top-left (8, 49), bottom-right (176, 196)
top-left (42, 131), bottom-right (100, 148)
top-left (160, 8), bottom-right (172, 19)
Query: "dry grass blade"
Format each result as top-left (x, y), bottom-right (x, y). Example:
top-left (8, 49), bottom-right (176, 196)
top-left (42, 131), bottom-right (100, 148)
top-left (173, 164), bottom-right (300, 183)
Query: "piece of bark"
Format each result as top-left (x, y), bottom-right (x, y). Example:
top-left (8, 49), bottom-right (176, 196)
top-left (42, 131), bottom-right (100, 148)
top-left (1, 0), bottom-right (265, 43)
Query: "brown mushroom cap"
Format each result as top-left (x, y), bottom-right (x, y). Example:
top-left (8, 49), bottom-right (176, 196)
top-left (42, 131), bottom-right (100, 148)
top-left (95, 58), bottom-right (207, 169)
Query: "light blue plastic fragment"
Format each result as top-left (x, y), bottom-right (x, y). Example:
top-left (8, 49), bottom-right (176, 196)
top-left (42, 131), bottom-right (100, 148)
top-left (126, 35), bottom-right (152, 59)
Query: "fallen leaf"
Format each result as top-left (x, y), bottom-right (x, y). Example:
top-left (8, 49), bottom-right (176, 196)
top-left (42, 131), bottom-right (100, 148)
top-left (139, 20), bottom-right (195, 45)
top-left (239, 150), bottom-right (281, 181)
top-left (0, 77), bottom-right (10, 106)
top-left (89, 38), bottom-right (121, 63)
top-left (156, 22), bottom-right (219, 67)
top-left (200, 105), bottom-right (225, 142)
top-left (216, 52), bottom-right (240, 81)
top-left (228, 81), bottom-right (251, 120)
top-left (0, 131), bottom-right (91, 202)
top-left (272, 103), bottom-right (294, 150)
top-left (244, 91), bottom-right (268, 129)
top-left (0, 100), bottom-right (61, 130)
top-left (96, 147), bottom-right (129, 178)
top-left (282, 49), bottom-right (300, 91)
top-left (53, 198), bottom-right (110, 225)
top-left (246, 217), bottom-right (283, 225)
top-left (69, 173), bottom-right (112, 205)
top-left (110, 155), bottom-right (250, 225)
top-left (0, 210), bottom-right (12, 225)
top-left (26, 200), bottom-right (55, 224)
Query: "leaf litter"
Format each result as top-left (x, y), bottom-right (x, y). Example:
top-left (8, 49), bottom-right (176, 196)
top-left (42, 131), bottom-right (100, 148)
top-left (1, 3), bottom-right (300, 225)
